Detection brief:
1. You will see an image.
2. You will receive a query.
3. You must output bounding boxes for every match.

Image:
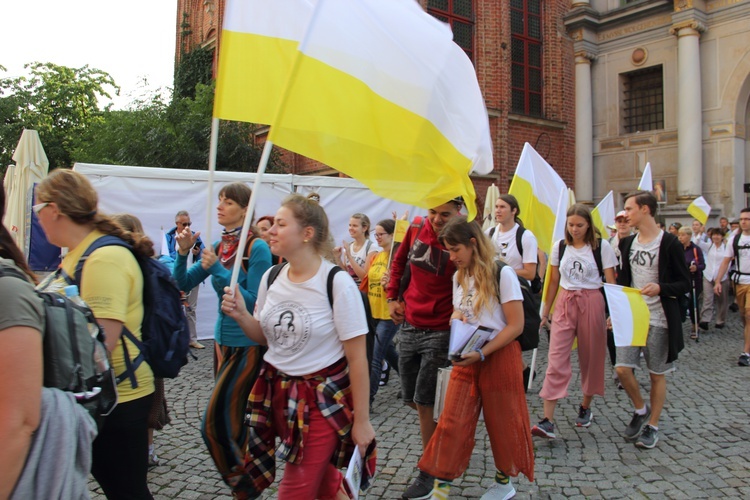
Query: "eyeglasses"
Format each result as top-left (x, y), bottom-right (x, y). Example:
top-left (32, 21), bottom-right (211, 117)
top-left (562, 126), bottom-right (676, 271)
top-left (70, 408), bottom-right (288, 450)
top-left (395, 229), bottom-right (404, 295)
top-left (178, 222), bottom-right (192, 227)
top-left (374, 232), bottom-right (388, 238)
top-left (32, 202), bottom-right (49, 215)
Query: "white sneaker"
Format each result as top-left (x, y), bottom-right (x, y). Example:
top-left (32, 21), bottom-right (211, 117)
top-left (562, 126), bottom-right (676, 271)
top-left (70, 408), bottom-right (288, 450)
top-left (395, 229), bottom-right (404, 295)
top-left (480, 480), bottom-right (515, 500)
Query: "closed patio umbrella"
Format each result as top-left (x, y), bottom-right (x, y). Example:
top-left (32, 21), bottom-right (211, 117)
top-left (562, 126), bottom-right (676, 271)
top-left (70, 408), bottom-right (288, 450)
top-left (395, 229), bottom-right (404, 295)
top-left (2, 130), bottom-right (49, 254)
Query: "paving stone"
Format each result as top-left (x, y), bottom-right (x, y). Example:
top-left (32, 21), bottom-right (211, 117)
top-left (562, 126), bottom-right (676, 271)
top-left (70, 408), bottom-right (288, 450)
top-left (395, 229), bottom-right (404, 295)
top-left (86, 315), bottom-right (749, 498)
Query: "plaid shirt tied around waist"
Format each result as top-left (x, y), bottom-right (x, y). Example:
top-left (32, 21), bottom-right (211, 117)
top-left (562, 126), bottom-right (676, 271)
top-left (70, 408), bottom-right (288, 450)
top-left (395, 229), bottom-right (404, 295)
top-left (244, 357), bottom-right (376, 496)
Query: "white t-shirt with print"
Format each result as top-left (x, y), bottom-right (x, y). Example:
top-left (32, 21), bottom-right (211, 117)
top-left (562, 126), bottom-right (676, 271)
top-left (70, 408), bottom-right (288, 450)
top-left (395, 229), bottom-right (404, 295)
top-left (550, 239), bottom-right (617, 290)
top-left (343, 240), bottom-right (373, 283)
top-left (255, 260), bottom-right (368, 376)
top-left (629, 231), bottom-right (667, 328)
top-left (484, 223), bottom-right (538, 271)
top-left (452, 265), bottom-right (523, 334)
top-left (725, 233), bottom-right (750, 285)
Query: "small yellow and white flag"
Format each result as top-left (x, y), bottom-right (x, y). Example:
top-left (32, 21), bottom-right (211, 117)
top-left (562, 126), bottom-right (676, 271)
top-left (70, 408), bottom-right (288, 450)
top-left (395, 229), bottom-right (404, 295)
top-left (592, 190), bottom-right (615, 239)
top-left (638, 162), bottom-right (653, 192)
top-left (603, 284), bottom-right (650, 347)
top-left (687, 196), bottom-right (711, 225)
top-left (393, 219), bottom-right (410, 244)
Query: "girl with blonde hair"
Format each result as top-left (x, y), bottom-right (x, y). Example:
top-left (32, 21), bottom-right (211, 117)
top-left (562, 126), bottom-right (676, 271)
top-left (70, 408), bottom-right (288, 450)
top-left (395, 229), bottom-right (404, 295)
top-left (418, 216), bottom-right (534, 499)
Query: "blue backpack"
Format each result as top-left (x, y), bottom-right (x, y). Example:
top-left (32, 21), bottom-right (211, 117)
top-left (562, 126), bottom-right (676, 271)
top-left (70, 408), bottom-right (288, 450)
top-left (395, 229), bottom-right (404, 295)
top-left (71, 235), bottom-right (191, 387)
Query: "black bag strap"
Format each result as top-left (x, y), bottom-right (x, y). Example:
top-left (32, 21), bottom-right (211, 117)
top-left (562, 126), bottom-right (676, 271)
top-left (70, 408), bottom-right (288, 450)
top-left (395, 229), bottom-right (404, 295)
top-left (558, 239), bottom-right (604, 280)
top-left (489, 226), bottom-right (495, 238)
top-left (267, 261), bottom-right (342, 310)
top-left (516, 226), bottom-right (525, 258)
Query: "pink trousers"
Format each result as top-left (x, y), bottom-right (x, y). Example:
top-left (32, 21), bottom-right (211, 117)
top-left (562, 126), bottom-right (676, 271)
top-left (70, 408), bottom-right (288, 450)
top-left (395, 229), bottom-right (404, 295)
top-left (539, 288), bottom-right (606, 401)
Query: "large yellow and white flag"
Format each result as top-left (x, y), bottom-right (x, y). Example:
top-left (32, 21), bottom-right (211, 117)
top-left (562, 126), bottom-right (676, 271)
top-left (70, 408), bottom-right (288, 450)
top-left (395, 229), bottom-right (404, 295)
top-left (603, 284), bottom-right (650, 346)
top-left (508, 143), bottom-right (567, 252)
top-left (214, 0), bottom-right (314, 124)
top-left (592, 190), bottom-right (615, 239)
top-left (638, 162), bottom-right (653, 192)
top-left (687, 196), bottom-right (711, 225)
top-left (267, 0), bottom-right (493, 219)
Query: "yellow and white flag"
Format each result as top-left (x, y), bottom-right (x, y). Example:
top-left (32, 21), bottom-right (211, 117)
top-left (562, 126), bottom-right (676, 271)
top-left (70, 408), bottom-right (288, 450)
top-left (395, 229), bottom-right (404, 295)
top-left (541, 189), bottom-right (571, 307)
top-left (603, 284), bottom-right (650, 347)
top-left (508, 143), bottom-right (567, 252)
top-left (592, 190), bottom-right (615, 239)
top-left (268, 0), bottom-right (493, 219)
top-left (638, 162), bottom-right (653, 192)
top-left (687, 196), bottom-right (711, 225)
top-left (214, 0), bottom-right (314, 125)
top-left (393, 219), bottom-right (410, 244)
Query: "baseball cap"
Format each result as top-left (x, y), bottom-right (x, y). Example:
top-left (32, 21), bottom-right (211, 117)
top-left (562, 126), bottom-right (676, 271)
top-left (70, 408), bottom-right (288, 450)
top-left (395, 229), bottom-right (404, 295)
top-left (615, 210), bottom-right (627, 220)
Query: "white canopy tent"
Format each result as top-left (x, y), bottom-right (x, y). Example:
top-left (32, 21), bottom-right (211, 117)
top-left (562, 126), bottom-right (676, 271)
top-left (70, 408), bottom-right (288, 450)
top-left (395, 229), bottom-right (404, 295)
top-left (73, 163), bottom-right (428, 339)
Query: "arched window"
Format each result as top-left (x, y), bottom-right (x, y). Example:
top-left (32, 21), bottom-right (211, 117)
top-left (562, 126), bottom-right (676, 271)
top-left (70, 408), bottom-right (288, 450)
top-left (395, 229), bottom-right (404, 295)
top-left (427, 0), bottom-right (475, 62)
top-left (511, 0), bottom-right (543, 117)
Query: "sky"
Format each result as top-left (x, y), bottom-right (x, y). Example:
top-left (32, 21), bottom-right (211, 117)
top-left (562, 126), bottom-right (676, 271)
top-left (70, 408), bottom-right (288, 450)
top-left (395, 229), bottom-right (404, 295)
top-left (2, 1), bottom-right (178, 109)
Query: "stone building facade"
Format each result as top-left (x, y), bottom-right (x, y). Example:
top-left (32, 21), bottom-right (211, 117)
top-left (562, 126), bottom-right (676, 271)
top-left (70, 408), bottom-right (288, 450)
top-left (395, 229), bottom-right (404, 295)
top-left (566, 0), bottom-right (750, 223)
top-left (175, 0), bottom-right (576, 215)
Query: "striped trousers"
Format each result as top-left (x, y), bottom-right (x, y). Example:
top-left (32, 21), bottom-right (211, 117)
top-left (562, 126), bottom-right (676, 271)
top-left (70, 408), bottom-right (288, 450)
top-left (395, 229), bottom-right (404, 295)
top-left (201, 344), bottom-right (264, 497)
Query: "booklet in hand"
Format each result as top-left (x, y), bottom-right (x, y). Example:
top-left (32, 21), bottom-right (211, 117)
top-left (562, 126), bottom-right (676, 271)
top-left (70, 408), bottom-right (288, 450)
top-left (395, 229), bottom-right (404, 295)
top-left (449, 319), bottom-right (495, 361)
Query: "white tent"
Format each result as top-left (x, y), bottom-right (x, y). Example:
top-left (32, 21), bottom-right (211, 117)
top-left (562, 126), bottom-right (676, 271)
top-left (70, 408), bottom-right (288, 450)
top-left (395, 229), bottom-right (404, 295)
top-left (74, 163), bottom-right (428, 339)
top-left (3, 130), bottom-right (49, 254)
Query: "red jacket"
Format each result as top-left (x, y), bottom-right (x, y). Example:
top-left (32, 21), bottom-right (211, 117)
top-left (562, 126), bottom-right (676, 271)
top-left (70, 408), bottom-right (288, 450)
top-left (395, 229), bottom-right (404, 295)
top-left (386, 219), bottom-right (455, 330)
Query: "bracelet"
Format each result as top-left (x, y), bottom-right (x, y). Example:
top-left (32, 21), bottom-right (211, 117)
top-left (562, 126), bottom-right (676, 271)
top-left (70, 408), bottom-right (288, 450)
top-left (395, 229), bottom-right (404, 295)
top-left (475, 347), bottom-right (485, 362)
top-left (387, 298), bottom-right (397, 303)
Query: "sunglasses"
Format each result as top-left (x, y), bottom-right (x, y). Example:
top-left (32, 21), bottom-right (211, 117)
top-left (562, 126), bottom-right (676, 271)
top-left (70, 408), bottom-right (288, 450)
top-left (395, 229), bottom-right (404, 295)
top-left (32, 202), bottom-right (49, 215)
top-left (178, 222), bottom-right (192, 227)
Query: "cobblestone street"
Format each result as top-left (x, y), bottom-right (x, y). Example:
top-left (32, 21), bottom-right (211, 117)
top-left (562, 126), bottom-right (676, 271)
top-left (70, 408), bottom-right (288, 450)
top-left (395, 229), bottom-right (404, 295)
top-left (90, 314), bottom-right (750, 499)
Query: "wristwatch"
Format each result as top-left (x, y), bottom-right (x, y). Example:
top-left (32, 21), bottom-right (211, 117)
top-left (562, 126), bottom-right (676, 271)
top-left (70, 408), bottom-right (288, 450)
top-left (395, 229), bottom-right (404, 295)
top-left (387, 298), bottom-right (397, 303)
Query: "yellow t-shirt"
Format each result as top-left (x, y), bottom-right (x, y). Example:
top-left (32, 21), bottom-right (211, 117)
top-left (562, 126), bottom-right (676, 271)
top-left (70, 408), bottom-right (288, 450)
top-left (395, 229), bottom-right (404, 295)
top-left (367, 251), bottom-right (390, 320)
top-left (49, 230), bottom-right (154, 403)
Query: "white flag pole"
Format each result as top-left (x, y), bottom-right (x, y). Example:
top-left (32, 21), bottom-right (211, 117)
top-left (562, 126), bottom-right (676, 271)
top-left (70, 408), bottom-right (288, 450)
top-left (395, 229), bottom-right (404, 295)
top-left (205, 117), bottom-right (221, 243)
top-left (229, 139), bottom-right (274, 291)
top-left (528, 347), bottom-right (538, 391)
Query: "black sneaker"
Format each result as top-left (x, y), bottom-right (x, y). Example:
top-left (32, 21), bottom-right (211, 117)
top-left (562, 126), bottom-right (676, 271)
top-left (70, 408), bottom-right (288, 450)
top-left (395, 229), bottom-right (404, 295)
top-left (635, 425), bottom-right (659, 449)
top-left (739, 353), bottom-right (750, 367)
top-left (531, 418), bottom-right (556, 438)
top-left (623, 406), bottom-right (651, 441)
top-left (730, 303), bottom-right (739, 312)
top-left (715, 323), bottom-right (725, 329)
top-left (402, 470), bottom-right (434, 499)
top-left (699, 322), bottom-right (709, 331)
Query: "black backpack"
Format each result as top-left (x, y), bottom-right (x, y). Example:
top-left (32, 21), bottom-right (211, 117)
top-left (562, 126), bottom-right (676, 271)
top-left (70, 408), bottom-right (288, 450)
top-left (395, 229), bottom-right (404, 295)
top-left (266, 262), bottom-right (376, 364)
top-left (496, 260), bottom-right (540, 351)
top-left (730, 232), bottom-right (750, 283)
top-left (70, 235), bottom-right (192, 387)
top-left (489, 225), bottom-right (542, 293)
top-left (1, 265), bottom-right (117, 430)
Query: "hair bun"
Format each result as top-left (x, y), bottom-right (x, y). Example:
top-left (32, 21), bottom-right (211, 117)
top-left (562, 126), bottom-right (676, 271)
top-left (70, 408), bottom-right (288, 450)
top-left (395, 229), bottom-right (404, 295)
top-left (306, 192), bottom-right (321, 203)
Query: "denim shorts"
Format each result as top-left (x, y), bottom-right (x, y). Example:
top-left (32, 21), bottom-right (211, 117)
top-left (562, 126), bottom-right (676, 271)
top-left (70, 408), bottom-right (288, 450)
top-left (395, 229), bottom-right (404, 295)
top-left (397, 323), bottom-right (451, 406)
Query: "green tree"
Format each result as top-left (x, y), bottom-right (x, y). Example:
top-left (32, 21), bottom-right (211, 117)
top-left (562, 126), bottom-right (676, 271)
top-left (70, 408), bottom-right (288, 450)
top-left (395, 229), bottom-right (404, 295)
top-left (74, 83), bottom-right (287, 173)
top-left (0, 62), bottom-right (119, 173)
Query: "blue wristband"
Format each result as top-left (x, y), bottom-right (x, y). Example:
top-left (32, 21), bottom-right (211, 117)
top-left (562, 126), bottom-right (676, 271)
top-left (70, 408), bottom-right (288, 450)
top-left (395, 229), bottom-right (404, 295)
top-left (475, 347), bottom-right (485, 362)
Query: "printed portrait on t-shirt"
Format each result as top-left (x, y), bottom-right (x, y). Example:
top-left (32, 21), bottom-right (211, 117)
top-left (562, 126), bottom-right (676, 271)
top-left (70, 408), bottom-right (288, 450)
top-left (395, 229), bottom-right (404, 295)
top-left (264, 302), bottom-right (312, 354)
top-left (568, 261), bottom-right (585, 283)
top-left (409, 238), bottom-right (450, 275)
